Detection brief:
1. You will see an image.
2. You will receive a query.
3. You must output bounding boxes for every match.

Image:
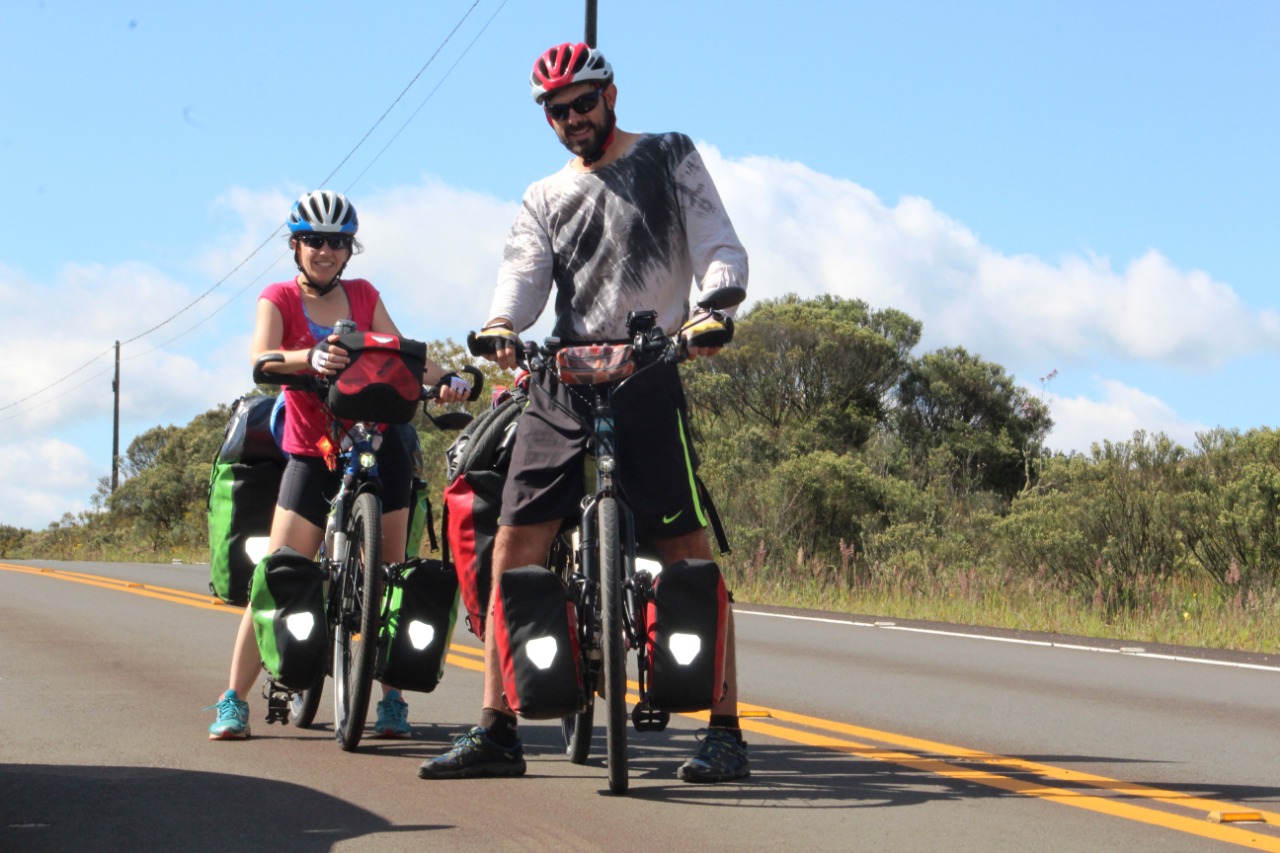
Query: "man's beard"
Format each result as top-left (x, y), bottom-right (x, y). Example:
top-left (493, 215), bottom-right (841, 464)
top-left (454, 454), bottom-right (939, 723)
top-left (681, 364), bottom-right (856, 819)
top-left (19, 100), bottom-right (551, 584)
top-left (560, 104), bottom-right (616, 161)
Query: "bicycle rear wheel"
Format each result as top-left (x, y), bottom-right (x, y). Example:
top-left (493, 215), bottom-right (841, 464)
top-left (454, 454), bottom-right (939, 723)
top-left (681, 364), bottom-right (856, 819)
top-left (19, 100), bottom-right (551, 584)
top-left (599, 496), bottom-right (628, 793)
top-left (333, 491), bottom-right (382, 751)
top-left (288, 671), bottom-right (325, 728)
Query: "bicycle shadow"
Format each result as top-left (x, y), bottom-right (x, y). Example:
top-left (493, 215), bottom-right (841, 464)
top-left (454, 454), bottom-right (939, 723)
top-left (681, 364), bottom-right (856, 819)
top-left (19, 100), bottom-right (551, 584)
top-left (0, 764), bottom-right (448, 852)
top-left (516, 728), bottom-right (1280, 810)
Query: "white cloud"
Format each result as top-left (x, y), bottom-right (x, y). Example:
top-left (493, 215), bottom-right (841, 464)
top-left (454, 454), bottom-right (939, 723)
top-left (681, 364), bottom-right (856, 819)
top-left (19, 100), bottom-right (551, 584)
top-left (698, 146), bottom-right (1280, 372)
top-left (1041, 379), bottom-right (1209, 454)
top-left (0, 438), bottom-right (98, 529)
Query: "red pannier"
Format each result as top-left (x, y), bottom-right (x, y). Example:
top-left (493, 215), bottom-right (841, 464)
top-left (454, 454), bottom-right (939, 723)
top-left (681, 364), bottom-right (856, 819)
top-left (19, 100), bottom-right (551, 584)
top-left (441, 392), bottom-right (524, 639)
top-left (641, 559), bottom-right (729, 713)
top-left (492, 565), bottom-right (583, 719)
top-left (329, 332), bottom-right (426, 425)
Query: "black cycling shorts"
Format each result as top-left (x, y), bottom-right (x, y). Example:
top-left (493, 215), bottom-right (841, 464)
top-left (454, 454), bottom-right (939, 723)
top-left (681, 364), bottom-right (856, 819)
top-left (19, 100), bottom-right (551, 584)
top-left (276, 427), bottom-right (412, 528)
top-left (501, 360), bottom-right (708, 544)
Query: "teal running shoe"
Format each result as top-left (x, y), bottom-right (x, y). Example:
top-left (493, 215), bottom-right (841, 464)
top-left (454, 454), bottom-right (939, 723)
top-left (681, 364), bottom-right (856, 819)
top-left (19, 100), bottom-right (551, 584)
top-left (207, 689), bottom-right (250, 740)
top-left (373, 689), bottom-right (412, 738)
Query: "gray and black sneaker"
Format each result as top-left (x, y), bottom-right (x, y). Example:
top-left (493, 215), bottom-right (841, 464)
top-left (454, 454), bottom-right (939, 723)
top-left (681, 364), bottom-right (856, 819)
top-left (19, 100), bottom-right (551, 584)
top-left (676, 728), bottom-right (750, 783)
top-left (417, 726), bottom-right (526, 779)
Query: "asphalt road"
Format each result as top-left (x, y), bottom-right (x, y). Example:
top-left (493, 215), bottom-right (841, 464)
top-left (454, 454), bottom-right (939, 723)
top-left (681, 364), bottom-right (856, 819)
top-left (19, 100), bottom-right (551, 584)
top-left (3, 559), bottom-right (1280, 852)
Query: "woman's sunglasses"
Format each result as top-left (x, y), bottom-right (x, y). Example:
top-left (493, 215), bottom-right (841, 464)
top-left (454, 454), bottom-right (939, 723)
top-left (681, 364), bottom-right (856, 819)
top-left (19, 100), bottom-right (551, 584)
top-left (544, 88), bottom-right (604, 122)
top-left (297, 234), bottom-right (353, 250)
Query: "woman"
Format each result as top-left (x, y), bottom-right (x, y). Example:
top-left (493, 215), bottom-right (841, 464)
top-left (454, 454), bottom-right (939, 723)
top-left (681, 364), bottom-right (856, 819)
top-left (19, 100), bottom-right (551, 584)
top-left (209, 190), bottom-right (467, 739)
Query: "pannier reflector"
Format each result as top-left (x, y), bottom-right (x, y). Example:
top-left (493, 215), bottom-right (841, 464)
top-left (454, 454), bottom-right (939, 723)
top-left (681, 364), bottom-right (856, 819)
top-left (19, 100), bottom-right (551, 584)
top-left (285, 612), bottom-right (316, 641)
top-left (244, 536), bottom-right (270, 565)
top-left (526, 636), bottom-right (559, 670)
top-left (669, 633), bottom-right (702, 665)
top-left (408, 620), bottom-right (436, 650)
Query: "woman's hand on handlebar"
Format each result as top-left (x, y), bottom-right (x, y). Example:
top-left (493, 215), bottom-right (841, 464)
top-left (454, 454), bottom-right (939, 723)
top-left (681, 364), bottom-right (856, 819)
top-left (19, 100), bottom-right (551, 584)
top-left (425, 365), bottom-right (485, 404)
top-left (307, 334), bottom-right (350, 376)
top-left (679, 310), bottom-right (735, 360)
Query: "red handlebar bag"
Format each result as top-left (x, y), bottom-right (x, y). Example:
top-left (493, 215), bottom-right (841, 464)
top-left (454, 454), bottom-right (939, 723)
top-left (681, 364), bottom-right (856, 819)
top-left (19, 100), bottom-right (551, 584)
top-left (328, 332), bottom-right (426, 425)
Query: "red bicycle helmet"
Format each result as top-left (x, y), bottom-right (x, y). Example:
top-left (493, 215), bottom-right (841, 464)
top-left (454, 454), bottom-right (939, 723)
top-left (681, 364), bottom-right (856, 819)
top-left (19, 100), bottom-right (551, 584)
top-left (530, 42), bottom-right (613, 103)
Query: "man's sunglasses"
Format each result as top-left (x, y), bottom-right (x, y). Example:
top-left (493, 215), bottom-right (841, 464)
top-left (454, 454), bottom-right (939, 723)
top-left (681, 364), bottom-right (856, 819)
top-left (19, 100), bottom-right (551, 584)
top-left (543, 88), bottom-right (604, 122)
top-left (297, 234), bottom-right (353, 250)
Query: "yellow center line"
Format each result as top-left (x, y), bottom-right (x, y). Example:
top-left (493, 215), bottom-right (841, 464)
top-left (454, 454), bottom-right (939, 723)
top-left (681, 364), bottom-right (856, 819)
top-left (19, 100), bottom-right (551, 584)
top-left (5, 562), bottom-right (1277, 848)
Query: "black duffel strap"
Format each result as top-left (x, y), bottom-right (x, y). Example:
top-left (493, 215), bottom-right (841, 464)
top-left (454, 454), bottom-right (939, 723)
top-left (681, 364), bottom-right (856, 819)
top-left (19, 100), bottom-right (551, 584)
top-left (696, 475), bottom-right (730, 556)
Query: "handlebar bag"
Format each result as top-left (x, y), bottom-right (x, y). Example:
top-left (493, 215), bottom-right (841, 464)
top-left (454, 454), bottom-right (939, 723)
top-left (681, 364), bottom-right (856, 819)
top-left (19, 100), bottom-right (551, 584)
top-left (493, 565), bottom-right (583, 719)
top-left (641, 559), bottom-right (729, 712)
top-left (375, 558), bottom-right (459, 694)
top-left (555, 344), bottom-right (635, 386)
top-left (249, 547), bottom-right (328, 691)
top-left (328, 332), bottom-right (427, 425)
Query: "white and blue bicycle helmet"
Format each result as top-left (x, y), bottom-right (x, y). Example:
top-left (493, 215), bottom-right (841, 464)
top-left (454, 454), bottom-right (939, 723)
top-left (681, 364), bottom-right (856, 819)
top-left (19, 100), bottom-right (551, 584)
top-left (288, 190), bottom-right (359, 235)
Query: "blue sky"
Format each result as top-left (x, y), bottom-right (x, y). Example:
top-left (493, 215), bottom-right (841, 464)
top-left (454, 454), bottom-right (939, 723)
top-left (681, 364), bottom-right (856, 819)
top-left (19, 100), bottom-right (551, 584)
top-left (2, 0), bottom-right (1277, 530)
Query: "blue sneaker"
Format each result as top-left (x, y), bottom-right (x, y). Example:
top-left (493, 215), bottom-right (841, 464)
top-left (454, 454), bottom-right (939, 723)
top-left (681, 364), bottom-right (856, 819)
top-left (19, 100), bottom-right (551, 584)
top-left (417, 726), bottom-right (526, 779)
top-left (677, 728), bottom-right (749, 783)
top-left (373, 689), bottom-right (412, 738)
top-left (207, 689), bottom-right (250, 740)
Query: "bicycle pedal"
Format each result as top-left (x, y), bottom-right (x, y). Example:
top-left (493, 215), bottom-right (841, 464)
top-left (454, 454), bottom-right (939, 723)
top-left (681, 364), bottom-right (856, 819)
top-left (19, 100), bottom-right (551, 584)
top-left (631, 701), bottom-right (670, 732)
top-left (262, 681), bottom-right (292, 726)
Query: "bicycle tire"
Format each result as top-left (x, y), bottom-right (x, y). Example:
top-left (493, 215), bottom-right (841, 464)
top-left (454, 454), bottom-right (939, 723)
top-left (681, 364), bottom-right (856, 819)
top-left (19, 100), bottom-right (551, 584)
top-left (599, 496), bottom-right (628, 793)
top-left (557, 536), bottom-right (595, 765)
top-left (333, 491), bottom-right (382, 751)
top-left (288, 672), bottom-right (325, 728)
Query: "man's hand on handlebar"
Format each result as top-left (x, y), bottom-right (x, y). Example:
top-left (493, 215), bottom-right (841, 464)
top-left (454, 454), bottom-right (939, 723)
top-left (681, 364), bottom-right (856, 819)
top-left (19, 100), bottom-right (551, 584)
top-left (467, 321), bottom-right (522, 371)
top-left (307, 334), bottom-right (350, 376)
top-left (679, 310), bottom-right (735, 360)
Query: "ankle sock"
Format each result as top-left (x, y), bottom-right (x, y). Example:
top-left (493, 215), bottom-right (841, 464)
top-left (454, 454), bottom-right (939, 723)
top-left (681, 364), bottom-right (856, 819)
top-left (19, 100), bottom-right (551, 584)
top-left (481, 708), bottom-right (519, 746)
top-left (709, 714), bottom-right (744, 745)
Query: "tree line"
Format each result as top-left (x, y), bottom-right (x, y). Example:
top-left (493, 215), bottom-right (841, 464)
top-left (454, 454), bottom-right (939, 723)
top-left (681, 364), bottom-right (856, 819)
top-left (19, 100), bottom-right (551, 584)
top-left (6, 295), bottom-right (1278, 622)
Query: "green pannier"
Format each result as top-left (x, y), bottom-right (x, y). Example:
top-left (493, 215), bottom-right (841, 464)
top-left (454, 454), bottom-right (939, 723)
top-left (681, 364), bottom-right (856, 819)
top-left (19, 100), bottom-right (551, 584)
top-left (208, 395), bottom-right (286, 604)
top-left (376, 558), bottom-right (459, 694)
top-left (250, 547), bottom-right (328, 691)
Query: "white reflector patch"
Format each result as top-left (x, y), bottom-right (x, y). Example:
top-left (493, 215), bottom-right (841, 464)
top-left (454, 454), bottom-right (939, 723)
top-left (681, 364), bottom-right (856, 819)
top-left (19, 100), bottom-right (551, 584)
top-left (669, 633), bottom-right (702, 665)
top-left (526, 636), bottom-right (559, 670)
top-left (244, 536), bottom-right (270, 566)
top-left (285, 612), bottom-right (316, 641)
top-left (408, 620), bottom-right (435, 650)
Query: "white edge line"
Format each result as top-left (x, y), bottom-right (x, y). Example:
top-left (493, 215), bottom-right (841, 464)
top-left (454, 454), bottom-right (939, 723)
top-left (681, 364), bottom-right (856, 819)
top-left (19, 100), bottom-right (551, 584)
top-left (734, 609), bottom-right (1280, 673)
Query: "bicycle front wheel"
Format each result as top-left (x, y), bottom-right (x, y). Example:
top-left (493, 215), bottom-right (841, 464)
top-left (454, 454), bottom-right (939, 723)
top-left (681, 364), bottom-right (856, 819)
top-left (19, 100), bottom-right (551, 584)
top-left (599, 496), bottom-right (628, 793)
top-left (333, 491), bottom-right (382, 751)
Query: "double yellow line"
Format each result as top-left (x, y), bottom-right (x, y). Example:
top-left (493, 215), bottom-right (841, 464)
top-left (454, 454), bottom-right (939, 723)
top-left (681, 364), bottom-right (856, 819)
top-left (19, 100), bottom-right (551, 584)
top-left (6, 562), bottom-right (1280, 849)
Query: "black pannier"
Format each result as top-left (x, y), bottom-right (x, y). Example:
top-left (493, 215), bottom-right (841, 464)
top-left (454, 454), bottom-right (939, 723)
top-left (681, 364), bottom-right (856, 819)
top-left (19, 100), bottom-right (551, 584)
top-left (492, 565), bottom-right (582, 719)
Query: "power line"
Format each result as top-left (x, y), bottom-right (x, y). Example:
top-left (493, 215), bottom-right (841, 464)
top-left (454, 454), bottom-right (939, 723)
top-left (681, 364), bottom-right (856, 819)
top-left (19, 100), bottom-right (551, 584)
top-left (0, 0), bottom-right (497, 417)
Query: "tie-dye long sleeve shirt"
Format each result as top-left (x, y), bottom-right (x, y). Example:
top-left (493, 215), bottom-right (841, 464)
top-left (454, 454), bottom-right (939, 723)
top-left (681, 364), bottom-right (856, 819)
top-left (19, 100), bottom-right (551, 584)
top-left (491, 132), bottom-right (748, 341)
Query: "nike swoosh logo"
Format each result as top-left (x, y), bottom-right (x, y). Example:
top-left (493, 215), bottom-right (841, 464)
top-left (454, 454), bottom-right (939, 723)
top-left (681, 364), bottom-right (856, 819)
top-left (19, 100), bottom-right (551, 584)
top-left (663, 510), bottom-right (684, 524)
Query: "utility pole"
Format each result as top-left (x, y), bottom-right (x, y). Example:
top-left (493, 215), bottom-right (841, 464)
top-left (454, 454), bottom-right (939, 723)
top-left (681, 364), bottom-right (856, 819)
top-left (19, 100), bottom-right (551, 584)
top-left (585, 0), bottom-right (597, 47)
top-left (111, 340), bottom-right (120, 492)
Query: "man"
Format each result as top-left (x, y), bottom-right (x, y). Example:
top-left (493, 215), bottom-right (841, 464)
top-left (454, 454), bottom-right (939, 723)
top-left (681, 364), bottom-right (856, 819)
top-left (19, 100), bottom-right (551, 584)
top-left (419, 42), bottom-right (749, 783)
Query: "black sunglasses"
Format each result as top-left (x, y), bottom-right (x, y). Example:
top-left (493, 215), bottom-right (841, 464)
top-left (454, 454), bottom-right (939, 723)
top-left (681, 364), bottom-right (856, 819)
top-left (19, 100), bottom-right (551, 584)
top-left (297, 233), bottom-right (353, 250)
top-left (544, 88), bottom-right (604, 122)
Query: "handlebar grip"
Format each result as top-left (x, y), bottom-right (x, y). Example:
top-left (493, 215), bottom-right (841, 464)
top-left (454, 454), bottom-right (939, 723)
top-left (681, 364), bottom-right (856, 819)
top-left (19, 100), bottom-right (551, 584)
top-left (460, 365), bottom-right (484, 402)
top-left (252, 352), bottom-right (320, 390)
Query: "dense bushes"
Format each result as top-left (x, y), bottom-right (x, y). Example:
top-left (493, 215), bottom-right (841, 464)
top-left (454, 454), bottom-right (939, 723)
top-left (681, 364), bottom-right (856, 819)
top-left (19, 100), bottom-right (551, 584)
top-left (9, 295), bottom-right (1280, 649)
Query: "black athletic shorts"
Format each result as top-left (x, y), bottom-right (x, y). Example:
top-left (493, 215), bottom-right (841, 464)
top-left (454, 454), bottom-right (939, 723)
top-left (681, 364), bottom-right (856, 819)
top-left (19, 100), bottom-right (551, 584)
top-left (501, 360), bottom-right (709, 544)
top-left (276, 426), bottom-right (412, 528)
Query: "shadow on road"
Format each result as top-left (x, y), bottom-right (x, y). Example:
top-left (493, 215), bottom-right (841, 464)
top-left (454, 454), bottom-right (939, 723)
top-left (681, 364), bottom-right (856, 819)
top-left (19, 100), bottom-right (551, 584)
top-left (0, 764), bottom-right (448, 852)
